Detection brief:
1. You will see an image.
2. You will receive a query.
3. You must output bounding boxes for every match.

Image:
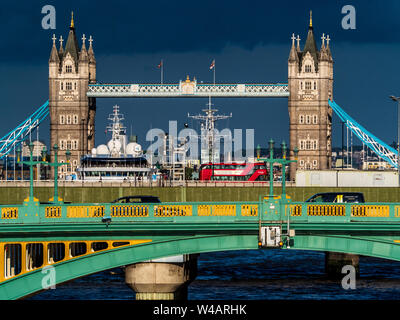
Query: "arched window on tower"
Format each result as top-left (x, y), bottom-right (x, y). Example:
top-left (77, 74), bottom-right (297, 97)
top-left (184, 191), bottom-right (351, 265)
top-left (65, 65), bottom-right (72, 73)
top-left (305, 64), bottom-right (312, 73)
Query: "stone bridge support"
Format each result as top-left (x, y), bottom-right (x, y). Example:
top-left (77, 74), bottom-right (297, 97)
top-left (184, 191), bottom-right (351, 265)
top-left (125, 254), bottom-right (198, 300)
top-left (325, 252), bottom-right (359, 278)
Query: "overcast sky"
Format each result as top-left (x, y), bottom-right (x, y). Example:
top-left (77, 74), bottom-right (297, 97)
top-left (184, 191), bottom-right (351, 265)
top-left (1, 0), bottom-right (400, 150)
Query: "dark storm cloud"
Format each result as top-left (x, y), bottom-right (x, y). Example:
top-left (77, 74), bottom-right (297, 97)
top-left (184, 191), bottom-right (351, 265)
top-left (1, 1), bottom-right (400, 63)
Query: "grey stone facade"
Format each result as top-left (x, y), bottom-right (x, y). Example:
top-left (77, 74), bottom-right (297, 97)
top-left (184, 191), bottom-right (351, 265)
top-left (48, 16), bottom-right (96, 178)
top-left (288, 16), bottom-right (333, 179)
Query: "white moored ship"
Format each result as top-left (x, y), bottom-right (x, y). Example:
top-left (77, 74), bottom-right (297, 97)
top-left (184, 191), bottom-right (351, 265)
top-left (76, 105), bottom-right (153, 181)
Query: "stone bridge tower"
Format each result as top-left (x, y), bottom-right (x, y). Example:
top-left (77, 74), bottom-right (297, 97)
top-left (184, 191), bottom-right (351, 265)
top-left (48, 13), bottom-right (96, 179)
top-left (288, 12), bottom-right (333, 179)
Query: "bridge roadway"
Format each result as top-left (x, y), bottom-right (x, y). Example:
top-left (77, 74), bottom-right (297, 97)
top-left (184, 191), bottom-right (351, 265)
top-left (1, 196), bottom-right (400, 299)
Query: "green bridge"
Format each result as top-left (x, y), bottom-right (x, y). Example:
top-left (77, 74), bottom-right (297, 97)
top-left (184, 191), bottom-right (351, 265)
top-left (2, 142), bottom-right (400, 300)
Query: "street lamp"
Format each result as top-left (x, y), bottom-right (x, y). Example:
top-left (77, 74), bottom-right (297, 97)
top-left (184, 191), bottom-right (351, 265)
top-left (389, 95), bottom-right (400, 186)
top-left (16, 142), bottom-right (47, 202)
top-left (258, 139), bottom-right (298, 199)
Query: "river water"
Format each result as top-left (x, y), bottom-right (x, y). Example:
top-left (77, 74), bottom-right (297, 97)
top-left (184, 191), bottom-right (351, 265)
top-left (29, 249), bottom-right (400, 300)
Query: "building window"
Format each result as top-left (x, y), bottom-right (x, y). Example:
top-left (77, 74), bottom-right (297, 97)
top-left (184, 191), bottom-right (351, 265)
top-left (60, 140), bottom-right (66, 150)
top-left (313, 115), bottom-right (318, 124)
top-left (67, 141), bottom-right (72, 150)
top-left (73, 115), bottom-right (78, 124)
top-left (299, 115), bottom-right (304, 124)
top-left (314, 82), bottom-right (317, 90)
top-left (66, 115), bottom-right (72, 124)
top-left (305, 64), bottom-right (312, 73)
top-left (65, 65), bottom-right (72, 73)
top-left (305, 81), bottom-right (312, 90)
top-left (66, 82), bottom-right (72, 90)
top-left (300, 82), bottom-right (303, 90)
top-left (299, 138), bottom-right (318, 150)
top-left (60, 82), bottom-right (63, 90)
top-left (72, 140), bottom-right (78, 150)
top-left (306, 115), bottom-right (311, 124)
top-left (300, 160), bottom-right (304, 166)
top-left (60, 115), bottom-right (65, 125)
top-left (313, 160), bottom-right (318, 167)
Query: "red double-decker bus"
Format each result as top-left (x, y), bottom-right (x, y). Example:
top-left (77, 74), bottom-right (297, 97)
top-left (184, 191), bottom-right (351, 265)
top-left (199, 162), bottom-right (268, 181)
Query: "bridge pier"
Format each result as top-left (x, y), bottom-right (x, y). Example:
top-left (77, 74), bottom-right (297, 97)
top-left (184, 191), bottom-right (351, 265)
top-left (325, 252), bottom-right (359, 278)
top-left (125, 254), bottom-right (198, 300)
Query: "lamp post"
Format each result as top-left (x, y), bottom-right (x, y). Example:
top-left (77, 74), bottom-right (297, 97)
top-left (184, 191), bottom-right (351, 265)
top-left (47, 144), bottom-right (71, 203)
top-left (16, 142), bottom-right (47, 202)
top-left (17, 143), bottom-right (70, 204)
top-left (389, 95), bottom-right (400, 186)
top-left (258, 139), bottom-right (298, 199)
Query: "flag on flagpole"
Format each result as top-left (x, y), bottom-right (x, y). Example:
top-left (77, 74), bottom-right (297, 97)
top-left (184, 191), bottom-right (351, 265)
top-left (157, 60), bottom-right (163, 68)
top-left (209, 59), bottom-right (215, 70)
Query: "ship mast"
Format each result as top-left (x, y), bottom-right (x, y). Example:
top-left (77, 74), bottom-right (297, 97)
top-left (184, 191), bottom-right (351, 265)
top-left (188, 100), bottom-right (232, 164)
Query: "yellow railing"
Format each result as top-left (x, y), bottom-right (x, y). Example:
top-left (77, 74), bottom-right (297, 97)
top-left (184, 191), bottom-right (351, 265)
top-left (198, 204), bottom-right (236, 216)
top-left (111, 205), bottom-right (149, 217)
top-left (307, 204), bottom-right (346, 216)
top-left (0, 239), bottom-right (151, 282)
top-left (290, 204), bottom-right (302, 216)
top-left (154, 205), bottom-right (192, 217)
top-left (45, 206), bottom-right (62, 218)
top-left (241, 205), bottom-right (258, 216)
top-left (351, 205), bottom-right (389, 217)
top-left (67, 206), bottom-right (105, 218)
top-left (1, 207), bottom-right (18, 219)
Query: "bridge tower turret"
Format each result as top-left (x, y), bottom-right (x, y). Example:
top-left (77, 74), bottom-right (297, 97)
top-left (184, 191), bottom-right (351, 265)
top-left (48, 12), bottom-right (96, 179)
top-left (288, 12), bottom-right (333, 179)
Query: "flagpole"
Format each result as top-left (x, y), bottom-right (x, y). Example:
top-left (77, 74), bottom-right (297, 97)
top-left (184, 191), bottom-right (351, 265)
top-left (161, 59), bottom-right (163, 84)
top-left (213, 59), bottom-right (215, 85)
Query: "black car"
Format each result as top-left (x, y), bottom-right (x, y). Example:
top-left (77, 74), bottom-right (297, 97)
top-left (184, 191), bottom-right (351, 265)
top-left (111, 195), bottom-right (161, 204)
top-left (305, 192), bottom-right (365, 203)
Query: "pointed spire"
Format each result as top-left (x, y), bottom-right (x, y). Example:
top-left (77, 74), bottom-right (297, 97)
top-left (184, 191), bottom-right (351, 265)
top-left (289, 33), bottom-right (298, 62)
top-left (319, 33), bottom-right (328, 61)
top-left (58, 36), bottom-right (64, 59)
top-left (79, 34), bottom-right (88, 62)
top-left (296, 35), bottom-right (301, 52)
top-left (64, 13), bottom-right (80, 65)
top-left (326, 34), bottom-right (333, 61)
top-left (302, 11), bottom-right (319, 70)
top-left (70, 11), bottom-right (74, 29)
top-left (88, 35), bottom-right (96, 63)
top-left (49, 34), bottom-right (60, 63)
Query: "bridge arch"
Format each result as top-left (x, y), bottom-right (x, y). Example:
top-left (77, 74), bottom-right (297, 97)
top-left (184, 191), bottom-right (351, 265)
top-left (3, 233), bottom-right (400, 300)
top-left (287, 235), bottom-right (400, 262)
top-left (0, 234), bottom-right (257, 300)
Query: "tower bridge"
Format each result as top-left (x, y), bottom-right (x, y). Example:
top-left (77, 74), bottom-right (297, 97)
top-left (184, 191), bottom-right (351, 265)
top-left (44, 12), bottom-right (333, 179)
